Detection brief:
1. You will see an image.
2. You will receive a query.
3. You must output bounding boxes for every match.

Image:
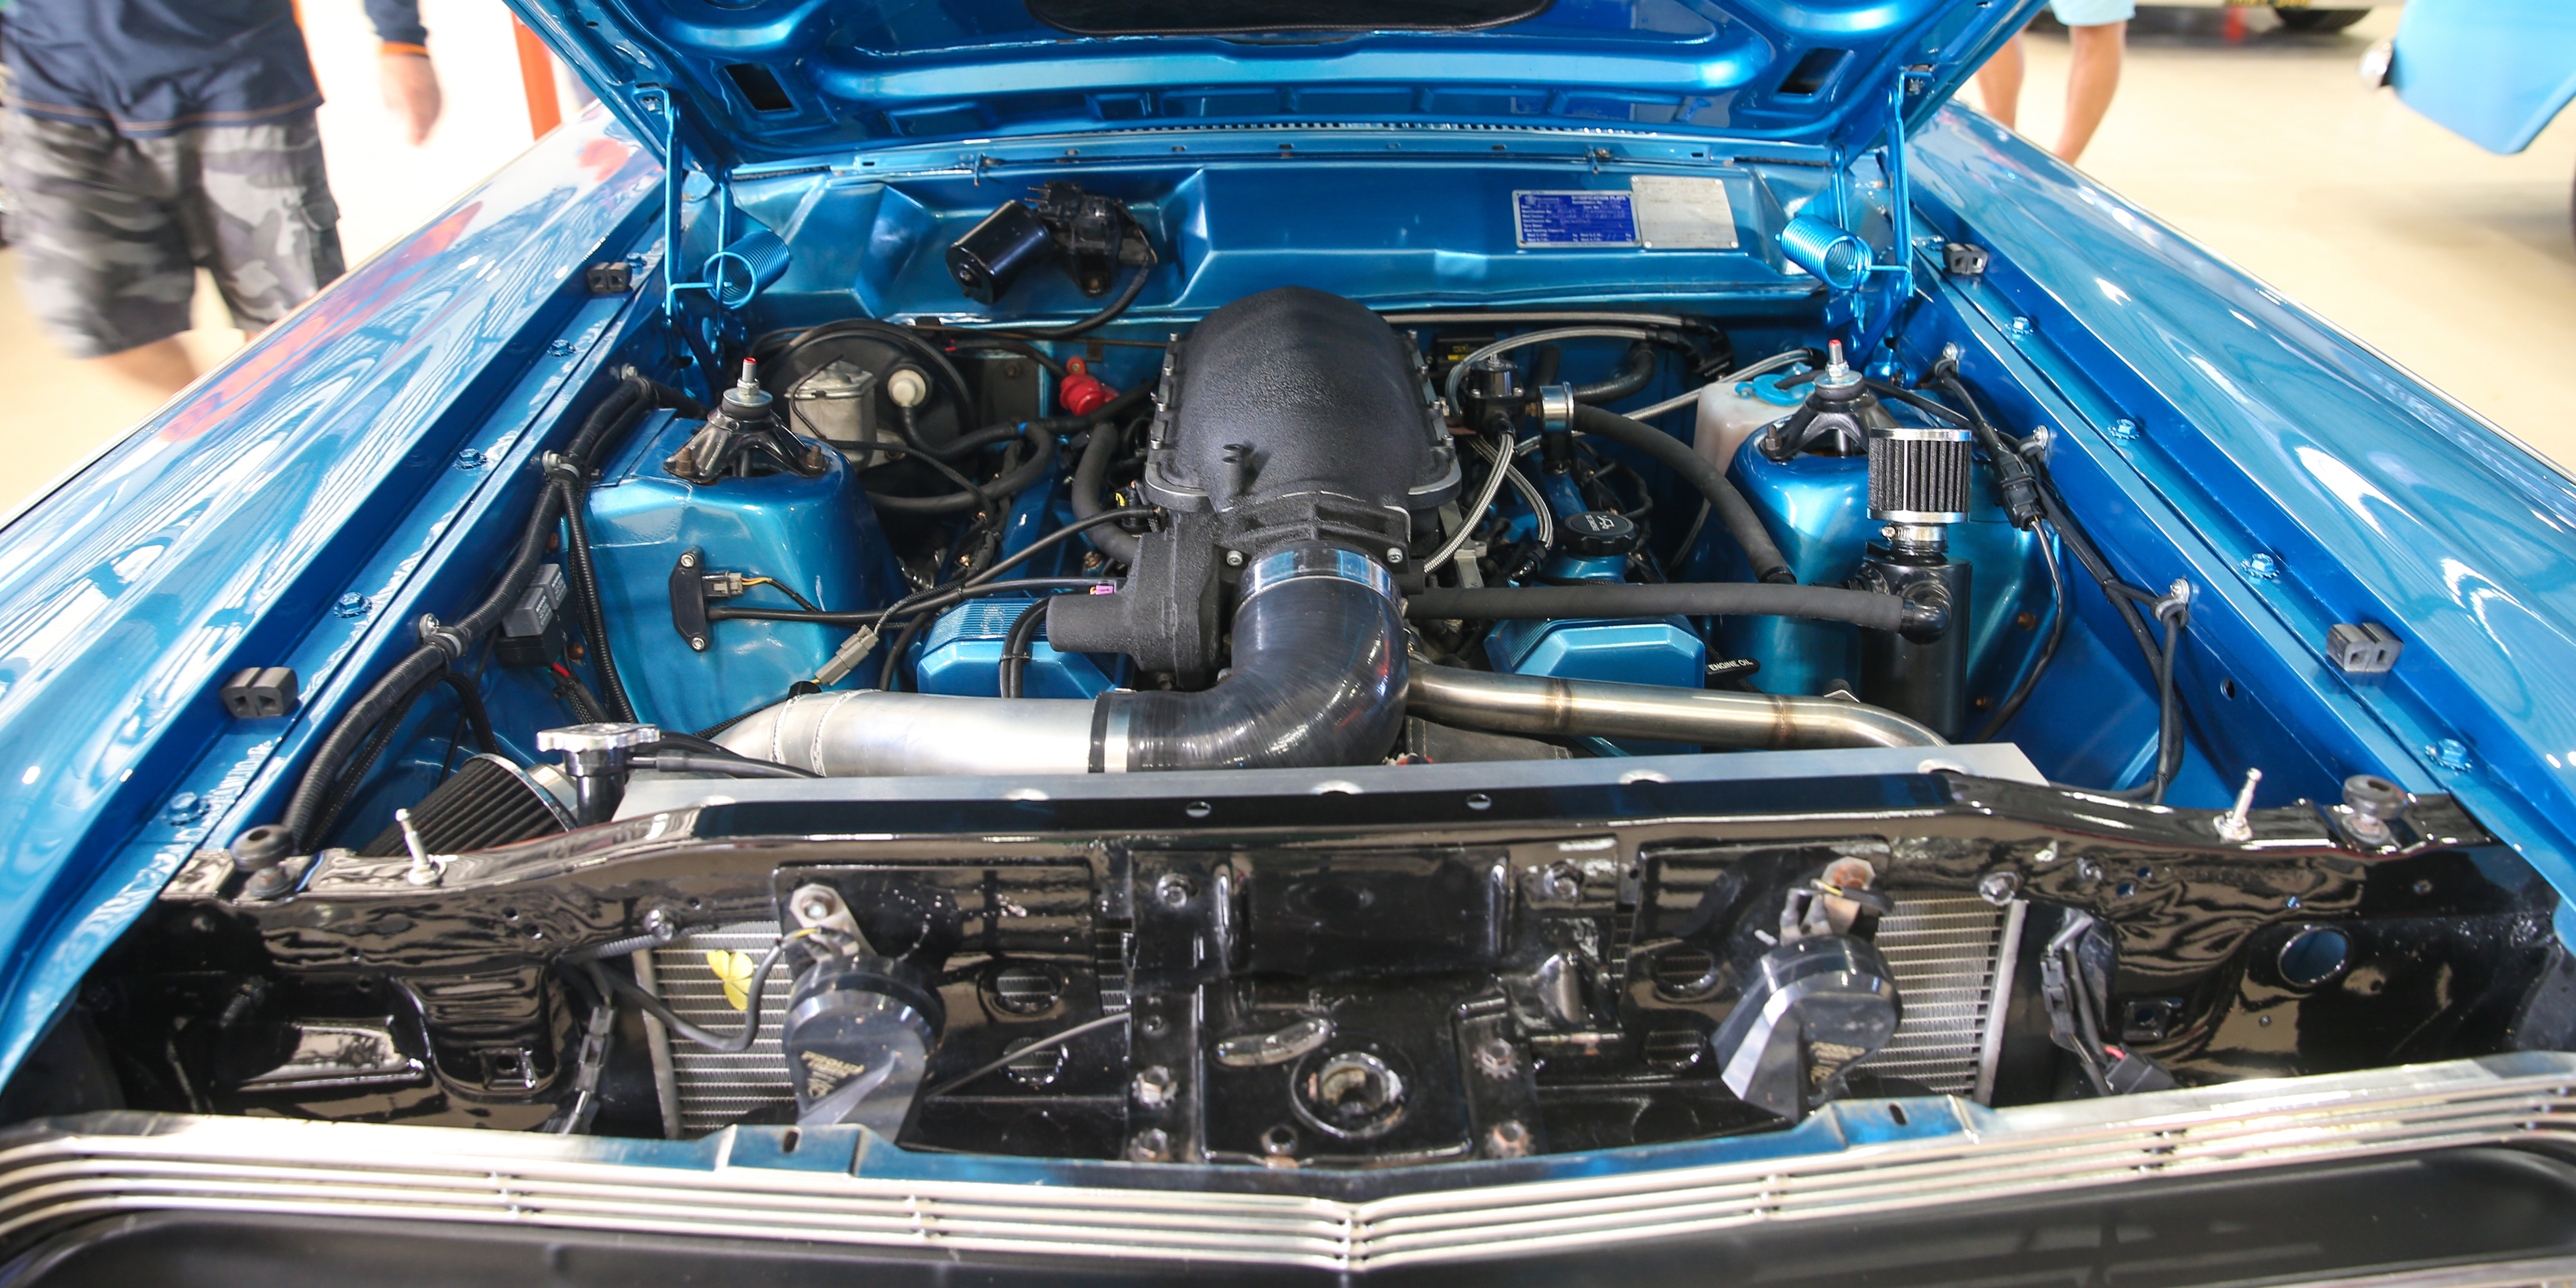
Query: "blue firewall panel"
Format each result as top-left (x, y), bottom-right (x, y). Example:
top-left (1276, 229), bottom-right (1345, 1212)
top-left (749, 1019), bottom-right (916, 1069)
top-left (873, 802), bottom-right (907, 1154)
top-left (914, 596), bottom-right (1120, 699)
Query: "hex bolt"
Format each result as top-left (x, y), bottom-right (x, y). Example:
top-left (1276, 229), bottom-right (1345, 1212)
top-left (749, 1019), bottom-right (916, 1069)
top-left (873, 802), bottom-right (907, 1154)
top-left (1485, 1120), bottom-right (1532, 1158)
top-left (641, 906), bottom-right (681, 943)
top-left (454, 448), bottom-right (486, 470)
top-left (689, 634), bottom-right (709, 652)
top-left (1538, 860), bottom-right (1582, 902)
top-left (1976, 870), bottom-right (2021, 906)
top-left (1127, 1127), bottom-right (1172, 1162)
top-left (1155, 873), bottom-right (1195, 908)
top-left (1132, 1065), bottom-right (1176, 1109)
top-left (679, 551), bottom-right (698, 569)
top-left (1472, 1038), bottom-right (1518, 1080)
top-left (1384, 547), bottom-right (1406, 565)
top-left (794, 890), bottom-right (838, 925)
top-left (163, 792), bottom-right (205, 825)
top-left (333, 592), bottom-right (370, 620)
top-left (1224, 550), bottom-right (1245, 567)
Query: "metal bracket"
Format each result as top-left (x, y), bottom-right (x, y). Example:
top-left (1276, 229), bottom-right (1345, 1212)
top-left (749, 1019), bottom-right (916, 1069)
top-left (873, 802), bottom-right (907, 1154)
top-left (669, 547), bottom-right (712, 652)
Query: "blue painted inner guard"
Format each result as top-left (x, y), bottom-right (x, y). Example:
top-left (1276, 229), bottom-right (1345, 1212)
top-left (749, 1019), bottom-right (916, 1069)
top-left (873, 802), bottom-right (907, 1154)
top-left (584, 409), bottom-right (906, 735)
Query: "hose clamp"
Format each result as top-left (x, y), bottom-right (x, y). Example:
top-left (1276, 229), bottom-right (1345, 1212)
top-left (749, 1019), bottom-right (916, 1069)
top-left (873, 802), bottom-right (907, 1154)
top-left (1240, 546), bottom-right (1397, 606)
top-left (1536, 384), bottom-right (1577, 436)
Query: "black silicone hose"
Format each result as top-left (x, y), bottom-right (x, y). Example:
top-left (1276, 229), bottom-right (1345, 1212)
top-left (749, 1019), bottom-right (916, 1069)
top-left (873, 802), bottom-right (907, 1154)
top-left (1570, 342), bottom-right (1657, 404)
top-left (1404, 581), bottom-right (1943, 637)
top-left (865, 419), bottom-right (1058, 517)
top-left (1107, 570), bottom-right (1407, 771)
top-left (1067, 384), bottom-right (1154, 566)
top-left (1570, 403), bottom-right (1792, 583)
top-left (561, 410), bottom-right (648, 723)
top-left (998, 596), bottom-right (1048, 700)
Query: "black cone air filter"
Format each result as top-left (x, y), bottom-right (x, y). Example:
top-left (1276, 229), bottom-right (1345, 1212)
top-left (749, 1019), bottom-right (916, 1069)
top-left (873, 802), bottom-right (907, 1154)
top-left (359, 755), bottom-right (578, 857)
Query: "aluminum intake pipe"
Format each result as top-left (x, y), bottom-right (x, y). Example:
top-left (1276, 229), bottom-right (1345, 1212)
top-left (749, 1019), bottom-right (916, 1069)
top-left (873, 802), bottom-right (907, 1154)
top-left (716, 546), bottom-right (1408, 776)
top-left (1406, 665), bottom-right (1945, 750)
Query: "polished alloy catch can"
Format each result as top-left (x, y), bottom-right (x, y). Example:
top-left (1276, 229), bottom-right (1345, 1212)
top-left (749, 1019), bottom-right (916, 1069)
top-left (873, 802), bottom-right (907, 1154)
top-left (1865, 425), bottom-right (1976, 523)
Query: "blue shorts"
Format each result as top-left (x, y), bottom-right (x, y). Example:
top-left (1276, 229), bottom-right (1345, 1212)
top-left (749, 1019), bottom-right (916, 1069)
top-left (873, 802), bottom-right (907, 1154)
top-left (2051, 0), bottom-right (2135, 24)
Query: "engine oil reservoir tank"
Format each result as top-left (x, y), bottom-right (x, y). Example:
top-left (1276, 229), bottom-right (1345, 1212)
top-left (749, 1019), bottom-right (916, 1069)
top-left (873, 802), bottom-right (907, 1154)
top-left (913, 595), bottom-right (1123, 699)
top-left (1706, 425), bottom-right (2045, 705)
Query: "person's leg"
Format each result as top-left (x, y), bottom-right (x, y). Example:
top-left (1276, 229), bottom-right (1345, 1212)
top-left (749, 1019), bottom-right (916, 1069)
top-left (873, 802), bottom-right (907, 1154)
top-left (2057, 18), bottom-right (2129, 163)
top-left (0, 110), bottom-right (201, 395)
top-left (1975, 34), bottom-right (2026, 130)
top-left (180, 111), bottom-right (345, 340)
top-left (93, 337), bottom-right (198, 395)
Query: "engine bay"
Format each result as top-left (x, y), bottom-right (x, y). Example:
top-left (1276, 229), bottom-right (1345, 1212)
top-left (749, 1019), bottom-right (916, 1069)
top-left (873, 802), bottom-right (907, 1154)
top-left (20, 168), bottom-right (2573, 1172)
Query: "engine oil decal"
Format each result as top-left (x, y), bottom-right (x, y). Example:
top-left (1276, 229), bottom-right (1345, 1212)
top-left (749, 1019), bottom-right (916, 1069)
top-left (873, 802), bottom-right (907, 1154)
top-left (1631, 175), bottom-right (1741, 249)
top-left (1512, 190), bottom-right (1640, 247)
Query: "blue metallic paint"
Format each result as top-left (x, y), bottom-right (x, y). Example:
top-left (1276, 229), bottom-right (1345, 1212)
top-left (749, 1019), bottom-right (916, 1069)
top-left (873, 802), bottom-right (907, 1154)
top-left (2389, 0), bottom-right (2576, 156)
top-left (1905, 108), bottom-right (2576, 886)
top-left (0, 115), bottom-right (668, 1081)
top-left (508, 0), bottom-right (2049, 169)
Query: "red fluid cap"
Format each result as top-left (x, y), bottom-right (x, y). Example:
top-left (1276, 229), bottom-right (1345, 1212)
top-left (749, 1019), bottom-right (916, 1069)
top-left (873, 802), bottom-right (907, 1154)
top-left (1059, 358), bottom-right (1116, 416)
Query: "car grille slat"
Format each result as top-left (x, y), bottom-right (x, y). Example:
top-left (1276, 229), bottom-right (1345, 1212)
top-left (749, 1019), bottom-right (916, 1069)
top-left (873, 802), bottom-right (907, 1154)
top-left (0, 1055), bottom-right (2566, 1271)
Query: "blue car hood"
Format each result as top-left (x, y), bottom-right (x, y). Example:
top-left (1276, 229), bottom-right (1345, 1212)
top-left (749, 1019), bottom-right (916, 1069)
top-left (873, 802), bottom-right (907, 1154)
top-left (508, 0), bottom-right (2039, 169)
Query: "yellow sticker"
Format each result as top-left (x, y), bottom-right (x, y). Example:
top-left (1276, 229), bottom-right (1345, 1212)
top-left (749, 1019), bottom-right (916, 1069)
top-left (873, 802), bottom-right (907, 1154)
top-left (705, 949), bottom-right (756, 1011)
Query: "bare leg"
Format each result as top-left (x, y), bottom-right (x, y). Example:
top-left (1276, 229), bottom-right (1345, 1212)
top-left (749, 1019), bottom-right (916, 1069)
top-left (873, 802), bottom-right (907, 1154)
top-left (2057, 20), bottom-right (2127, 163)
top-left (1976, 34), bottom-right (2026, 130)
top-left (91, 336), bottom-right (197, 398)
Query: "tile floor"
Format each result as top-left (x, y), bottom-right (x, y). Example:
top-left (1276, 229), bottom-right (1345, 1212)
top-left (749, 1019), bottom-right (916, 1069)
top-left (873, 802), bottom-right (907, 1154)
top-left (3, 6), bottom-right (2572, 513)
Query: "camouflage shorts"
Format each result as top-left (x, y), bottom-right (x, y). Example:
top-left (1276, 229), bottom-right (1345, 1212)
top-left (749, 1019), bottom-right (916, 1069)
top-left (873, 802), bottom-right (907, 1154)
top-left (1, 109), bottom-right (345, 358)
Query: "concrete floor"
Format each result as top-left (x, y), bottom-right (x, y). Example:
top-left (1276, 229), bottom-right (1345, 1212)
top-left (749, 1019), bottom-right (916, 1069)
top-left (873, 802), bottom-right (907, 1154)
top-left (3, 6), bottom-right (2573, 512)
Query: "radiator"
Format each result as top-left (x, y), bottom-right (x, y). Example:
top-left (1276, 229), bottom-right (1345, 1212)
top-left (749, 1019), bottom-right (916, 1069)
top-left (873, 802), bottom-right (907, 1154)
top-left (639, 897), bottom-right (2022, 1136)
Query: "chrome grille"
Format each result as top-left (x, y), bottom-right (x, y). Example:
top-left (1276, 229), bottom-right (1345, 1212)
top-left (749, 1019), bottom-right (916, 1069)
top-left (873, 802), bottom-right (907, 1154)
top-left (1852, 895), bottom-right (2020, 1100)
top-left (0, 1055), bottom-right (2567, 1272)
top-left (642, 923), bottom-right (794, 1133)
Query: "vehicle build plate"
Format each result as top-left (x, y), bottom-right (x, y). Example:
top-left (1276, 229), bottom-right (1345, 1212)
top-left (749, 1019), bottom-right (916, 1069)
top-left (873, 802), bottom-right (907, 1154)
top-left (1513, 178), bottom-right (1739, 250)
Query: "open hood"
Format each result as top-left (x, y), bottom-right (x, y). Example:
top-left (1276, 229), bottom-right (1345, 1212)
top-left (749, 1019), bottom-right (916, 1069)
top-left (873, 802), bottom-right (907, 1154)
top-left (508, 0), bottom-right (2040, 170)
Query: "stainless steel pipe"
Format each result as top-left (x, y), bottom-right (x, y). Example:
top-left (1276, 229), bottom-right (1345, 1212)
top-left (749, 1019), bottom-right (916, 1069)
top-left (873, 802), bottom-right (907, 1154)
top-left (1407, 665), bottom-right (1945, 750)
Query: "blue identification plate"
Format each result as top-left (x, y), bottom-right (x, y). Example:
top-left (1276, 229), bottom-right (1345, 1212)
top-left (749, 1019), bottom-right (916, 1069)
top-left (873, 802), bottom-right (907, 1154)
top-left (1513, 191), bottom-right (1640, 247)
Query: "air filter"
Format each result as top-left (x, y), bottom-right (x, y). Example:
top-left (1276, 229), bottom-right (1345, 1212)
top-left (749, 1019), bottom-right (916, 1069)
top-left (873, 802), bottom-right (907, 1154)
top-left (358, 754), bottom-right (578, 857)
top-left (1867, 425), bottom-right (1976, 523)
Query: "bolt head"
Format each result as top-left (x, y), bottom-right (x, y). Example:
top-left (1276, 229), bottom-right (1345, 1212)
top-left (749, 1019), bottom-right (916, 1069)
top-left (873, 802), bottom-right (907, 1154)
top-left (333, 593), bottom-right (370, 619)
top-left (2427, 739), bottom-right (2472, 772)
top-left (1132, 1065), bottom-right (1176, 1109)
top-left (1385, 547), bottom-right (1406, 564)
top-left (796, 895), bottom-right (834, 923)
top-left (2011, 316), bottom-right (2032, 334)
top-left (1224, 550), bottom-right (1244, 567)
top-left (163, 792), bottom-right (204, 824)
top-left (1976, 870), bottom-right (2021, 906)
top-left (680, 552), bottom-right (698, 568)
top-left (642, 906), bottom-right (681, 941)
top-left (1155, 873), bottom-right (1195, 907)
top-left (1127, 1127), bottom-right (1171, 1162)
top-left (689, 635), bottom-right (709, 651)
